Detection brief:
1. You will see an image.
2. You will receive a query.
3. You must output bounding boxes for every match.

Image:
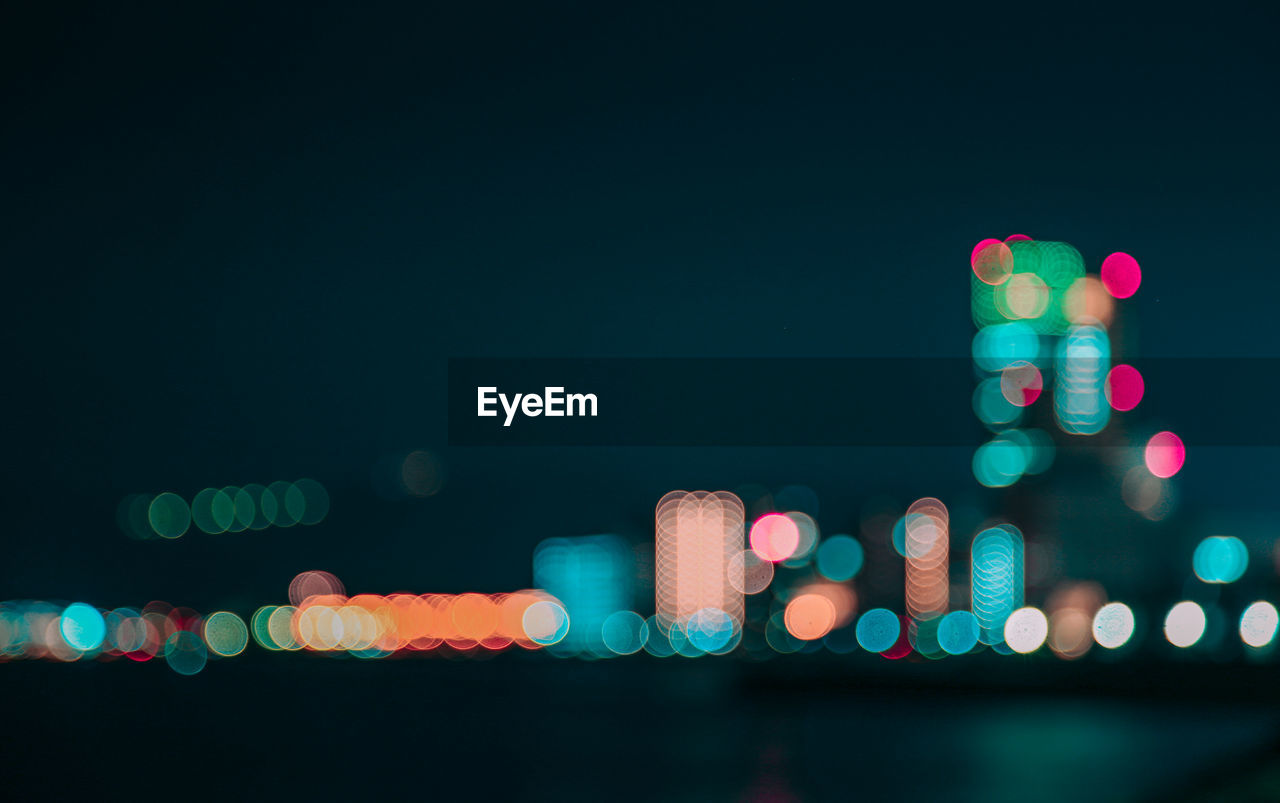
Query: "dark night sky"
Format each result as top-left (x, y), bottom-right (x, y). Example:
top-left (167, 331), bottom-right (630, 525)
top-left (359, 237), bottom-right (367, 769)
top-left (2, 6), bottom-right (1280, 797)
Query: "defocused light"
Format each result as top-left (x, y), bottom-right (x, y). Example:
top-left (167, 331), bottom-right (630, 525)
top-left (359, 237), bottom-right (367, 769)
top-left (534, 535), bottom-right (633, 656)
top-left (784, 594), bottom-right (836, 641)
top-left (728, 549), bottom-right (775, 594)
top-left (781, 512), bottom-right (820, 568)
top-left (1054, 324), bottom-right (1110, 435)
top-left (1145, 431), bottom-right (1186, 478)
top-left (59, 603), bottom-right (105, 651)
top-left (815, 535), bottom-right (863, 582)
top-left (1193, 536), bottom-right (1248, 584)
top-left (973, 435), bottom-right (1028, 487)
top-left (971, 239), bottom-right (1014, 285)
top-left (855, 608), bottom-right (900, 653)
top-left (522, 600), bottom-right (569, 646)
top-left (999, 361), bottom-right (1043, 407)
top-left (904, 498), bottom-right (948, 620)
top-left (1092, 602), bottom-right (1135, 649)
top-left (936, 610), bottom-right (979, 655)
top-left (203, 611), bottom-right (249, 657)
top-left (687, 607), bottom-right (735, 652)
top-left (750, 513), bottom-right (800, 563)
top-left (148, 492), bottom-right (191, 539)
top-left (289, 571), bottom-right (346, 606)
top-left (1164, 601), bottom-right (1206, 648)
top-left (601, 611), bottom-right (647, 656)
top-left (972, 526), bottom-right (1024, 645)
top-left (164, 631), bottom-right (207, 675)
top-left (1240, 602), bottom-right (1279, 648)
top-left (1003, 607), bottom-right (1048, 654)
top-left (1104, 365), bottom-right (1144, 412)
top-left (1101, 252), bottom-right (1142, 298)
top-left (656, 491), bottom-right (745, 644)
top-left (971, 322), bottom-right (1039, 373)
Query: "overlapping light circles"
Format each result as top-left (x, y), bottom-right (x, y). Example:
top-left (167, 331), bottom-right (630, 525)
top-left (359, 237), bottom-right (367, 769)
top-left (0, 600), bottom-right (239, 675)
top-left (118, 478), bottom-right (330, 539)
top-left (655, 491), bottom-right (745, 649)
top-left (1045, 581), bottom-right (1105, 660)
top-left (533, 535), bottom-right (633, 656)
top-left (1054, 324), bottom-right (1111, 435)
top-left (903, 498), bottom-right (948, 621)
top-left (971, 238), bottom-right (1084, 335)
top-left (1145, 431), bottom-right (1186, 479)
top-left (749, 513), bottom-right (800, 563)
top-left (1192, 536), bottom-right (1248, 584)
top-left (971, 525), bottom-right (1024, 646)
top-left (266, 577), bottom-right (569, 655)
top-left (1000, 361), bottom-right (1042, 407)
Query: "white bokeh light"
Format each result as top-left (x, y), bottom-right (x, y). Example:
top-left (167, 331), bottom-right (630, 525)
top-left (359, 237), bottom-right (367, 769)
top-left (1003, 606), bottom-right (1048, 654)
top-left (1164, 601), bottom-right (1206, 648)
top-left (1239, 601), bottom-right (1279, 649)
top-left (1092, 602), bottom-right (1136, 649)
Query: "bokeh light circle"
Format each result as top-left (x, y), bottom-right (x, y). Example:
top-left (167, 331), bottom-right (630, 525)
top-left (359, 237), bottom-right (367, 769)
top-left (750, 514), bottom-right (800, 563)
top-left (1144, 431), bottom-right (1186, 479)
top-left (1003, 607), bottom-right (1048, 654)
top-left (148, 492), bottom-right (191, 539)
top-left (1240, 602), bottom-right (1279, 648)
top-left (815, 535), bottom-right (864, 582)
top-left (1193, 536), bottom-right (1249, 584)
top-left (522, 600), bottom-right (569, 646)
top-left (1092, 602), bottom-right (1135, 649)
top-left (60, 603), bottom-right (106, 651)
top-left (971, 239), bottom-right (1014, 285)
top-left (855, 608), bottom-right (900, 653)
top-left (1164, 601), bottom-right (1206, 648)
top-left (937, 610), bottom-right (980, 655)
top-left (601, 611), bottom-right (648, 656)
top-left (1104, 365), bottom-right (1144, 412)
top-left (1101, 252), bottom-right (1142, 299)
top-left (783, 594), bottom-right (836, 641)
top-left (728, 550), bottom-right (775, 595)
top-left (203, 611), bottom-right (249, 657)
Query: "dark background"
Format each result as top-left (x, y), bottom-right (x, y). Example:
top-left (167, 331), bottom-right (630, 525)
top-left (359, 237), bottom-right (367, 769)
top-left (3, 3), bottom-right (1279, 800)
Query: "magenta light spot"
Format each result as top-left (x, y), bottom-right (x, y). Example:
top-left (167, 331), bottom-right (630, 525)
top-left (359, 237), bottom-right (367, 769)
top-left (1004, 233), bottom-right (1033, 243)
top-left (971, 239), bottom-right (1014, 285)
top-left (1101, 252), bottom-right (1142, 299)
top-left (1145, 431), bottom-right (1185, 479)
top-left (1105, 365), bottom-right (1145, 411)
top-left (750, 514), bottom-right (801, 563)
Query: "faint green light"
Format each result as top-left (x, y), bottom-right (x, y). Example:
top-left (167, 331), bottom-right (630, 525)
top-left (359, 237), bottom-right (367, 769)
top-left (190, 488), bottom-right (227, 534)
top-left (250, 606), bottom-right (279, 650)
top-left (203, 611), bottom-right (249, 657)
top-left (148, 492), bottom-right (191, 539)
top-left (241, 484), bottom-right (271, 531)
top-left (294, 478), bottom-right (330, 526)
top-left (231, 487), bottom-right (255, 531)
top-left (60, 603), bottom-right (106, 651)
top-left (267, 481), bottom-right (297, 526)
